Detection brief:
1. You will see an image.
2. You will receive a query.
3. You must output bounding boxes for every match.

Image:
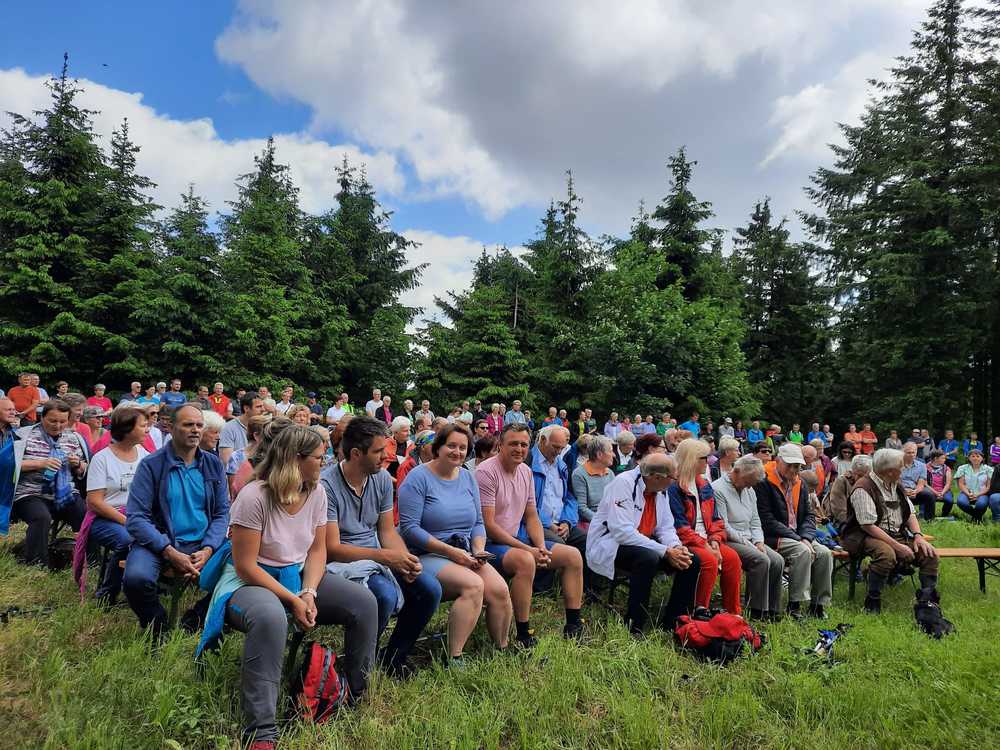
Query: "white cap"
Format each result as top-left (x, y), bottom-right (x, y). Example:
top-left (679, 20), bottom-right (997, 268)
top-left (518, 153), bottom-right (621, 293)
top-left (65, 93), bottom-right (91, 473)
top-left (777, 443), bottom-right (806, 465)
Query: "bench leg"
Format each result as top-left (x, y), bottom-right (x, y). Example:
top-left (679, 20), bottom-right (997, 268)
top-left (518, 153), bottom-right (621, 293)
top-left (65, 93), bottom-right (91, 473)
top-left (167, 582), bottom-right (185, 629)
top-left (977, 559), bottom-right (986, 594)
top-left (848, 558), bottom-right (860, 601)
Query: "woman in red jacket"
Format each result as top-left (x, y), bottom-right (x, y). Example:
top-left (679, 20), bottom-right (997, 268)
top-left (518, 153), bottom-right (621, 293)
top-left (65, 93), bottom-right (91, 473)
top-left (667, 438), bottom-right (742, 614)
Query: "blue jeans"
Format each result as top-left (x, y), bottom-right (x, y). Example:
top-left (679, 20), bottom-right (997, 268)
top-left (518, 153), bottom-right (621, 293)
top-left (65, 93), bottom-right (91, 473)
top-left (957, 493), bottom-right (990, 521)
top-left (89, 517), bottom-right (132, 599)
top-left (366, 569), bottom-right (441, 673)
top-left (990, 493), bottom-right (1000, 522)
top-left (123, 539), bottom-right (202, 634)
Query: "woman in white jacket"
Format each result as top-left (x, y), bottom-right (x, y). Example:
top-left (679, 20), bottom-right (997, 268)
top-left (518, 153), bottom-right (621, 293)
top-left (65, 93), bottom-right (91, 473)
top-left (586, 453), bottom-right (701, 634)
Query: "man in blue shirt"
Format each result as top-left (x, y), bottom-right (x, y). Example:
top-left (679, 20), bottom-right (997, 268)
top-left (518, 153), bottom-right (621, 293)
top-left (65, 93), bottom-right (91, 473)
top-left (504, 399), bottom-right (527, 426)
top-left (938, 430), bottom-right (959, 466)
top-left (747, 420), bottom-right (765, 445)
top-left (963, 432), bottom-right (984, 457)
top-left (159, 379), bottom-right (187, 410)
top-left (806, 422), bottom-right (825, 445)
top-left (678, 411), bottom-right (701, 437)
top-left (123, 403), bottom-right (229, 637)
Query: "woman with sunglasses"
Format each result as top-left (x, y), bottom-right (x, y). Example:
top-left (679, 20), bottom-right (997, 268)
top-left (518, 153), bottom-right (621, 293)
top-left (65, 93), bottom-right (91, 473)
top-left (833, 441), bottom-right (857, 481)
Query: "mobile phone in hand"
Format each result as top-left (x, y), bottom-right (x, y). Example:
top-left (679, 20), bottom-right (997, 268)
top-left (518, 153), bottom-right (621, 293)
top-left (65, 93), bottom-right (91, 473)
top-left (473, 551), bottom-right (496, 561)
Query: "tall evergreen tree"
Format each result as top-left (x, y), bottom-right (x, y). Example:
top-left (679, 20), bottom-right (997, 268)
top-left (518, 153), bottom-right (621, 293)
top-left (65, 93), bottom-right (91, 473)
top-left (731, 199), bottom-right (832, 426)
top-left (804, 0), bottom-right (975, 431)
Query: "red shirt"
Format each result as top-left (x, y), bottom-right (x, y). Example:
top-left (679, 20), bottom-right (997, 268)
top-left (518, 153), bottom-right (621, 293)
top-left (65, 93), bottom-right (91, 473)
top-left (859, 430), bottom-right (877, 455)
top-left (9, 385), bottom-right (40, 422)
top-left (209, 394), bottom-right (231, 418)
top-left (638, 491), bottom-right (658, 537)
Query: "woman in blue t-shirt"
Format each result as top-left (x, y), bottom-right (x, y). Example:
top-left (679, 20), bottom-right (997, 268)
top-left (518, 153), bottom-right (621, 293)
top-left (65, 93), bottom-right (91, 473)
top-left (398, 423), bottom-right (513, 664)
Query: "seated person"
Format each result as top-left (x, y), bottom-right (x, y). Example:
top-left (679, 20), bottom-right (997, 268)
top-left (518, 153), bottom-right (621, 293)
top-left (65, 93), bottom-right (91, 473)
top-left (123, 404), bottom-right (229, 637)
top-left (586, 454), bottom-right (700, 634)
top-left (78, 405), bottom-right (149, 604)
top-left (668, 439), bottom-right (742, 615)
top-left (398, 424), bottom-right (513, 665)
top-left (478, 424), bottom-right (585, 646)
top-left (955, 448), bottom-right (993, 521)
top-left (825, 454), bottom-right (872, 528)
top-left (465, 432), bottom-right (497, 472)
top-left (754, 443), bottom-right (833, 619)
top-left (900, 442), bottom-right (935, 521)
top-left (800, 469), bottom-right (838, 550)
top-left (201, 425), bottom-right (377, 748)
top-left (10, 399), bottom-right (88, 567)
top-left (612, 431), bottom-right (636, 474)
top-left (323, 417), bottom-right (441, 677)
top-left (924, 449), bottom-right (954, 520)
top-left (713, 456), bottom-right (784, 620)
top-left (571, 435), bottom-right (615, 529)
top-left (840, 448), bottom-right (939, 613)
top-left (529, 426), bottom-right (590, 586)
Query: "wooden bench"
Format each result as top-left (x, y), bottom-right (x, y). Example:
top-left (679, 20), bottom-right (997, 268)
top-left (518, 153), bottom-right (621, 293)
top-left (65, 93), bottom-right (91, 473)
top-left (934, 548), bottom-right (1000, 594)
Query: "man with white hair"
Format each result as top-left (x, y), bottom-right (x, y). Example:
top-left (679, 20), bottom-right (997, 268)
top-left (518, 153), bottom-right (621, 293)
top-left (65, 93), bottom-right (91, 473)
top-left (754, 443), bottom-right (834, 619)
top-left (827, 453), bottom-right (872, 527)
top-left (529, 424), bottom-right (588, 585)
top-left (587, 453), bottom-right (700, 633)
top-left (504, 399), bottom-right (527, 426)
top-left (713, 455), bottom-right (784, 620)
top-left (364, 388), bottom-right (382, 417)
top-left (841, 448), bottom-right (939, 613)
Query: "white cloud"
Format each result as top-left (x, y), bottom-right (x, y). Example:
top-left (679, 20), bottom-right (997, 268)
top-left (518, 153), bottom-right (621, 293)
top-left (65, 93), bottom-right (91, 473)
top-left (215, 0), bottom-right (932, 229)
top-left (0, 67), bottom-right (404, 216)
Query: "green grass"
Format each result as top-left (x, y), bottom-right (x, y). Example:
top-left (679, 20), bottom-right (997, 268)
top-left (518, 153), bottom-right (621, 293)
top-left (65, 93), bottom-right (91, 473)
top-left (2, 520), bottom-right (999, 750)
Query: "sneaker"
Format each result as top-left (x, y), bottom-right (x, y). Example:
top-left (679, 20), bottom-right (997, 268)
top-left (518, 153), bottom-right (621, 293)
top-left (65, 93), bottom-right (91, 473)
top-left (563, 620), bottom-right (585, 641)
top-left (787, 601), bottom-right (804, 621)
top-left (515, 631), bottom-right (538, 649)
top-left (249, 741), bottom-right (275, 750)
top-left (863, 595), bottom-right (882, 614)
top-left (808, 604), bottom-right (829, 620)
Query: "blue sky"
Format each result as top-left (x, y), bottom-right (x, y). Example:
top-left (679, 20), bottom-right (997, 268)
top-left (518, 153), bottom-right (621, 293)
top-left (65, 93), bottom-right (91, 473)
top-left (1, 1), bottom-right (930, 317)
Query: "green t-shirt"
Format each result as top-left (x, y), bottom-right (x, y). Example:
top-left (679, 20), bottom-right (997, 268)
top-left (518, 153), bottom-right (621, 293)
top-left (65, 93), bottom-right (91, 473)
top-left (789, 431), bottom-right (804, 444)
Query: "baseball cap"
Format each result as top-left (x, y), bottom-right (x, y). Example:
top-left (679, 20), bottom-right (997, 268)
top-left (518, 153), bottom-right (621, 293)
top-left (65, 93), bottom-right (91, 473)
top-left (777, 443), bottom-right (806, 465)
top-left (307, 392), bottom-right (317, 398)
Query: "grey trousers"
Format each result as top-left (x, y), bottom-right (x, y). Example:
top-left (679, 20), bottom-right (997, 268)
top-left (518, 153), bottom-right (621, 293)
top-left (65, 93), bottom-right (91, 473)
top-left (776, 538), bottom-right (833, 607)
top-left (226, 571), bottom-right (378, 743)
top-left (728, 540), bottom-right (784, 613)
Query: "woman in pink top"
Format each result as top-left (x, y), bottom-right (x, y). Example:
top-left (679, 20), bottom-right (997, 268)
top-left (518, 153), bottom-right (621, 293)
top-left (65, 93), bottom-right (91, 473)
top-left (87, 384), bottom-right (113, 427)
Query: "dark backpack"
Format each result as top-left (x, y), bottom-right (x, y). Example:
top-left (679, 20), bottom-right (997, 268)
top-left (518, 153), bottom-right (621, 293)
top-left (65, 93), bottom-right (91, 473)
top-left (292, 642), bottom-right (349, 722)
top-left (674, 608), bottom-right (765, 664)
top-left (914, 589), bottom-right (954, 639)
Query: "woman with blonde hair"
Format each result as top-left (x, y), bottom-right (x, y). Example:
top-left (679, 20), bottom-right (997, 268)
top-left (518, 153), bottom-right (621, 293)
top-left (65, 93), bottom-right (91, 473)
top-left (667, 438), bottom-right (743, 614)
top-left (199, 425), bottom-right (377, 747)
top-left (286, 403), bottom-right (312, 427)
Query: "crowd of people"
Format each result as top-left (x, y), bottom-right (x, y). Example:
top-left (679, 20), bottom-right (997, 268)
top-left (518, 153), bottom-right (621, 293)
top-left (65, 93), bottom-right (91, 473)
top-left (0, 376), bottom-right (992, 749)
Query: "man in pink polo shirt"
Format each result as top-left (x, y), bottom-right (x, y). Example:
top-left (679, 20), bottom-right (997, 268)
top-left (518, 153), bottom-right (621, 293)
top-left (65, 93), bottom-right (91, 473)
top-left (476, 422), bottom-right (585, 645)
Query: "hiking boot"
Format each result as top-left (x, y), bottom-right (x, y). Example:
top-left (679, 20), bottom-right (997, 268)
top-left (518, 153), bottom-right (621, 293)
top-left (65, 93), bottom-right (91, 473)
top-left (787, 601), bottom-right (804, 621)
top-left (748, 608), bottom-right (766, 621)
top-left (863, 595), bottom-right (882, 614)
top-left (807, 604), bottom-right (829, 621)
top-left (515, 631), bottom-right (538, 649)
top-left (563, 620), bottom-right (585, 641)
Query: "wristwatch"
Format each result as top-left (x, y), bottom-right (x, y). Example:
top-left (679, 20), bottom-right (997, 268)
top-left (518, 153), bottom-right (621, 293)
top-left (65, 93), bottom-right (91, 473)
top-left (298, 587), bottom-right (318, 598)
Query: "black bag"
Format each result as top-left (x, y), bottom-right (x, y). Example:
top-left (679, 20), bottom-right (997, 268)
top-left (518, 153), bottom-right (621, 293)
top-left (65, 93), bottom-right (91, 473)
top-left (914, 589), bottom-right (954, 639)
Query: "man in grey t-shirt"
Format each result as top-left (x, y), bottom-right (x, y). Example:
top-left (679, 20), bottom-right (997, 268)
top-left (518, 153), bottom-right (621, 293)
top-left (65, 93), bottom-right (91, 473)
top-left (322, 416), bottom-right (440, 676)
top-left (218, 391), bottom-right (262, 467)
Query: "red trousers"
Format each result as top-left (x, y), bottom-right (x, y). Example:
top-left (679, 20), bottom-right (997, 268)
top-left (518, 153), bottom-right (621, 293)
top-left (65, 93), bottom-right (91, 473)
top-left (689, 543), bottom-right (743, 614)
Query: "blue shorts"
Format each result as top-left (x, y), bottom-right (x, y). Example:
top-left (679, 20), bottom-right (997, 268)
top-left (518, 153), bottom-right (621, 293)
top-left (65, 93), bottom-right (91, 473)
top-left (485, 539), bottom-right (558, 574)
top-left (418, 553), bottom-right (454, 579)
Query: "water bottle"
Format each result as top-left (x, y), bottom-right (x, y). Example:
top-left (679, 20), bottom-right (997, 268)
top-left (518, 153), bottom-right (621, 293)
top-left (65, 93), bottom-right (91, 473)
top-left (42, 447), bottom-right (65, 482)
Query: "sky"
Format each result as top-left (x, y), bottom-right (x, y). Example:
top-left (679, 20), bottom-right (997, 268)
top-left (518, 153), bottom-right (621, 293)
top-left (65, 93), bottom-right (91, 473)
top-left (0, 0), bottom-right (931, 321)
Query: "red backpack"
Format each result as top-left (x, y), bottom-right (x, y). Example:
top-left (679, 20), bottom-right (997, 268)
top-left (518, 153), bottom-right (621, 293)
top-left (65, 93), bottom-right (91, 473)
top-left (674, 608), bottom-right (765, 664)
top-left (292, 642), bottom-right (350, 722)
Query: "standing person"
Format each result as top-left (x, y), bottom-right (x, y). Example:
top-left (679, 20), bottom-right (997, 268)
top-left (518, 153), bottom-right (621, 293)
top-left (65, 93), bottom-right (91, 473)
top-left (668, 439), bottom-right (743, 615)
top-left (718, 417), bottom-right (735, 440)
top-left (734, 420), bottom-right (748, 447)
top-left (990, 436), bottom-right (1000, 467)
top-left (587, 454), bottom-right (701, 633)
top-left (844, 424), bottom-right (863, 454)
top-left (9, 400), bottom-right (88, 566)
top-left (305, 393), bottom-right (323, 425)
top-left (955, 448), bottom-right (993, 522)
top-left (413, 400), bottom-right (435, 425)
top-left (0, 398), bottom-right (20, 535)
top-left (604, 412), bottom-right (622, 439)
top-left (136, 385), bottom-right (160, 406)
top-left (154, 382), bottom-right (168, 403)
top-left (472, 401), bottom-right (487, 423)
top-left (160, 379), bottom-right (187, 411)
top-left (87, 384), bottom-right (114, 421)
top-left (713, 456), bottom-right (784, 620)
top-left (325, 393), bottom-right (352, 426)
top-left (119, 382), bottom-right (142, 404)
top-left (937, 430), bottom-right (959, 465)
top-left (754, 443), bottom-right (833, 619)
top-left (885, 430), bottom-right (904, 450)
top-left (504, 400), bottom-right (527, 426)
top-left (219, 392), bottom-right (263, 468)
top-left (571, 436), bottom-right (615, 529)
top-left (747, 421), bottom-right (765, 446)
top-left (323, 417), bottom-right (440, 677)
top-left (920, 429), bottom-right (935, 459)
top-left (82, 406), bottom-right (106, 446)
top-left (8, 373), bottom-right (42, 424)
top-left (200, 426), bottom-right (376, 747)
top-left (788, 424), bottom-right (804, 445)
top-left (806, 423), bottom-right (824, 445)
top-left (401, 399), bottom-right (416, 425)
top-left (364, 389), bottom-right (383, 417)
top-left (208, 383), bottom-right (232, 419)
top-left (374, 396), bottom-right (394, 425)
top-left (679, 412), bottom-right (701, 437)
top-left (822, 425), bottom-right (835, 455)
top-left (122, 404), bottom-right (229, 637)
top-left (193, 385), bottom-right (212, 411)
top-left (860, 423), bottom-right (878, 455)
top-left (230, 388), bottom-right (246, 418)
top-left (398, 424), bottom-right (513, 664)
top-left (275, 386), bottom-right (294, 416)
top-left (79, 405), bottom-right (149, 604)
top-left (478, 423), bottom-right (585, 644)
top-left (486, 404), bottom-right (503, 435)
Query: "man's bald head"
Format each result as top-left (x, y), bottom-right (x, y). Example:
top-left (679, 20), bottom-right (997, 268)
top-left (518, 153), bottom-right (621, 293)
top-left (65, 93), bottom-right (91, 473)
top-left (0, 398), bottom-right (17, 426)
top-left (640, 452), bottom-right (677, 492)
top-left (801, 445), bottom-right (817, 463)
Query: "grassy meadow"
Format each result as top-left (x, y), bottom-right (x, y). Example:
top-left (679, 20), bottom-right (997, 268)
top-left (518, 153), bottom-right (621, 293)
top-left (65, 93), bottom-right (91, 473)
top-left (1, 519), bottom-right (998, 750)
